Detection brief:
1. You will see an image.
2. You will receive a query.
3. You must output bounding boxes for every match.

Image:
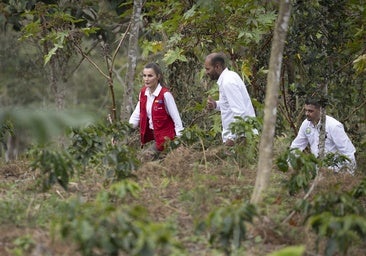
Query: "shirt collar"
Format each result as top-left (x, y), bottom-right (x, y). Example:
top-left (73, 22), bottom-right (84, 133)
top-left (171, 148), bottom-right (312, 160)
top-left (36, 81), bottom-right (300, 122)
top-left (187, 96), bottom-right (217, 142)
top-left (217, 68), bottom-right (229, 85)
top-left (308, 117), bottom-right (326, 129)
top-left (145, 83), bottom-right (162, 97)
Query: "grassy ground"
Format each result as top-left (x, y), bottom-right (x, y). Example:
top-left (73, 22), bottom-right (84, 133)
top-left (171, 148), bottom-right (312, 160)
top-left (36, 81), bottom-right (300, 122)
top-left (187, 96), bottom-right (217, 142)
top-left (0, 144), bottom-right (365, 256)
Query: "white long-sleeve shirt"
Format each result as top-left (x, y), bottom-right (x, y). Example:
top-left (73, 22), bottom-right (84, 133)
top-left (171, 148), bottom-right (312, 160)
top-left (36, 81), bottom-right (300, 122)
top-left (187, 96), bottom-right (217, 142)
top-left (129, 84), bottom-right (184, 136)
top-left (215, 68), bottom-right (256, 142)
top-left (290, 115), bottom-right (356, 172)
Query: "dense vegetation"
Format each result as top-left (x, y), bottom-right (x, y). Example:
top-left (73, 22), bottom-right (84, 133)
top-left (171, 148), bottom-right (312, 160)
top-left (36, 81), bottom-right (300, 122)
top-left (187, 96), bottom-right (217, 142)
top-left (0, 0), bottom-right (365, 255)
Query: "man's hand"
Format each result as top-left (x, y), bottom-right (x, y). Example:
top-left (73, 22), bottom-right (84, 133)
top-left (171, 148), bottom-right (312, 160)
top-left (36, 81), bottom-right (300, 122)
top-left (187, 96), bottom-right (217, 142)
top-left (207, 96), bottom-right (216, 110)
top-left (224, 139), bottom-right (235, 147)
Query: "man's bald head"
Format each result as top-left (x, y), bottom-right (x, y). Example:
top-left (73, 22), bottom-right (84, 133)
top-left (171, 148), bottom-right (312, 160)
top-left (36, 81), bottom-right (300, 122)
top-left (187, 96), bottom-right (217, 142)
top-left (204, 52), bottom-right (226, 80)
top-left (205, 52), bottom-right (226, 68)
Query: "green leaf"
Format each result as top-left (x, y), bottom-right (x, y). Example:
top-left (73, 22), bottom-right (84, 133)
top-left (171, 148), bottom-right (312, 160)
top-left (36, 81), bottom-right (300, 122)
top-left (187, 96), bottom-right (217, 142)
top-left (183, 4), bottom-right (197, 19)
top-left (353, 54), bottom-right (366, 74)
top-left (266, 245), bottom-right (305, 256)
top-left (163, 48), bottom-right (188, 65)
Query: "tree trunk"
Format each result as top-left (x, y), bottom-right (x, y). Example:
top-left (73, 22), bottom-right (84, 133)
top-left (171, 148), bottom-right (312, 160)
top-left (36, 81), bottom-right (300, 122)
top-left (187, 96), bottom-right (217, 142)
top-left (121, 0), bottom-right (143, 121)
top-left (49, 59), bottom-right (66, 110)
top-left (251, 0), bottom-right (292, 204)
top-left (317, 108), bottom-right (327, 156)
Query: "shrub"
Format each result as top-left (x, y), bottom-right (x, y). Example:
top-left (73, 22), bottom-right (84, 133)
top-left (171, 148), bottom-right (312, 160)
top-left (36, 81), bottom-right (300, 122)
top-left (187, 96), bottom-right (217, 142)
top-left (197, 201), bottom-right (257, 255)
top-left (53, 180), bottom-right (184, 256)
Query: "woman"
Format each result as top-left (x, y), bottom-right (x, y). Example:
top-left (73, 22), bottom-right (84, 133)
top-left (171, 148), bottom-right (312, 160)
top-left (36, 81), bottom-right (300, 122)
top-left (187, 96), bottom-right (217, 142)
top-left (129, 63), bottom-right (183, 157)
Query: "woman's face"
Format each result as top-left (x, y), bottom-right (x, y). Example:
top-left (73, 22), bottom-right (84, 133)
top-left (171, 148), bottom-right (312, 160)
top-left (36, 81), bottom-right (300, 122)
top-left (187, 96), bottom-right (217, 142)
top-left (142, 68), bottom-right (159, 90)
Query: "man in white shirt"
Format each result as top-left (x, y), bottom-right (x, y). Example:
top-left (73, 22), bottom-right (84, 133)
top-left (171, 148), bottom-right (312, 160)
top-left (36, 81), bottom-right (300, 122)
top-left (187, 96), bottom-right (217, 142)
top-left (205, 52), bottom-right (256, 146)
top-left (290, 98), bottom-right (357, 174)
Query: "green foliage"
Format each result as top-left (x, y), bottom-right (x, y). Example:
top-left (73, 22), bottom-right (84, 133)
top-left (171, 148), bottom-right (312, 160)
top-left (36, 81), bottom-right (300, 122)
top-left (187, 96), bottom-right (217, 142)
top-left (353, 54), bottom-right (366, 75)
top-left (68, 121), bottom-right (139, 181)
top-left (0, 119), bottom-right (14, 138)
top-left (168, 110), bottom-right (262, 168)
top-left (163, 48), bottom-right (188, 65)
top-left (266, 245), bottom-right (305, 256)
top-left (276, 149), bottom-right (319, 195)
top-left (0, 185), bottom-right (66, 227)
top-left (42, 24), bottom-right (99, 65)
top-left (21, 9), bottom-right (81, 65)
top-left (0, 120), bottom-right (14, 158)
top-left (10, 235), bottom-right (35, 256)
top-left (17, 3), bottom-right (79, 70)
top-left (167, 123), bottom-right (220, 150)
top-left (277, 148), bottom-right (359, 196)
top-left (109, 179), bottom-right (141, 200)
top-left (351, 177), bottom-right (366, 198)
top-left (54, 180), bottom-right (184, 256)
top-left (30, 148), bottom-right (76, 191)
top-left (0, 196), bottom-right (28, 225)
top-left (198, 201), bottom-right (257, 255)
top-left (301, 193), bottom-right (365, 221)
top-left (144, 0), bottom-right (276, 54)
top-left (285, 0), bottom-right (366, 143)
top-left (229, 116), bottom-right (262, 141)
top-left (0, 107), bottom-right (97, 145)
top-left (295, 178), bottom-right (366, 256)
top-left (0, 108), bottom-right (138, 190)
top-left (309, 213), bottom-right (366, 256)
top-left (140, 0), bottom-right (278, 128)
top-left (43, 31), bottom-right (68, 65)
top-left (323, 152), bottom-right (353, 171)
top-left (68, 124), bottom-right (104, 169)
top-left (229, 116), bottom-right (261, 167)
top-left (104, 142), bottom-right (139, 180)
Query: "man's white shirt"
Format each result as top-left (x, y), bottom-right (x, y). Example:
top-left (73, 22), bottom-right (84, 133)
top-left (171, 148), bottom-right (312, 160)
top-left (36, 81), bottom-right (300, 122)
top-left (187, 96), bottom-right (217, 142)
top-left (214, 68), bottom-right (256, 142)
top-left (290, 115), bottom-right (356, 172)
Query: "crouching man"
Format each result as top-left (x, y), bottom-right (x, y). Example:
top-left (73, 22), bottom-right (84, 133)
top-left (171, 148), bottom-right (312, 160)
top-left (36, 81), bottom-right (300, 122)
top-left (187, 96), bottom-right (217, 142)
top-left (290, 98), bottom-right (356, 174)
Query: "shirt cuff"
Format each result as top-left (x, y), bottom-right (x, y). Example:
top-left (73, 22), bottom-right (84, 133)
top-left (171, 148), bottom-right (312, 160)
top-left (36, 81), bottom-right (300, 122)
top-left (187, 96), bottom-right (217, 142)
top-left (175, 128), bottom-right (183, 137)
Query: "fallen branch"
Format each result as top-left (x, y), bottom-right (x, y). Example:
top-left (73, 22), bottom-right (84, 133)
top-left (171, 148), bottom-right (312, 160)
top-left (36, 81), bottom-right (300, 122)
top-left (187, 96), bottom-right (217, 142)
top-left (281, 169), bottom-right (323, 225)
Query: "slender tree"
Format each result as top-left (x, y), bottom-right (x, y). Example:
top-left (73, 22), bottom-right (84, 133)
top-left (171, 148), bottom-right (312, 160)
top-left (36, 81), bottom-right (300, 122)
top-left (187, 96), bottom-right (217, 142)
top-left (251, 0), bottom-right (292, 204)
top-left (122, 0), bottom-right (143, 121)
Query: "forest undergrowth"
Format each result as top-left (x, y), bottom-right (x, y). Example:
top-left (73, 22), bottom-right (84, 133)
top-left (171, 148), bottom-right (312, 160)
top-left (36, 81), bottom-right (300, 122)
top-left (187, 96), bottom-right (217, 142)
top-left (0, 141), bottom-right (365, 256)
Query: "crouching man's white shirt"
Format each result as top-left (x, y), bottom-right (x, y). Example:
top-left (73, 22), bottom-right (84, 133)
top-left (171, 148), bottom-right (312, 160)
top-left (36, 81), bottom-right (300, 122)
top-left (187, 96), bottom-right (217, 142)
top-left (290, 115), bottom-right (356, 173)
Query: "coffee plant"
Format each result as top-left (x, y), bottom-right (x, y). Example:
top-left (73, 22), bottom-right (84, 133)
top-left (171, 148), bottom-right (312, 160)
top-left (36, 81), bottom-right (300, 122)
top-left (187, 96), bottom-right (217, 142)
top-left (276, 148), bottom-right (319, 195)
top-left (197, 201), bottom-right (257, 255)
top-left (68, 121), bottom-right (139, 180)
top-left (54, 180), bottom-right (184, 256)
top-left (30, 148), bottom-right (76, 191)
top-left (293, 178), bottom-right (366, 255)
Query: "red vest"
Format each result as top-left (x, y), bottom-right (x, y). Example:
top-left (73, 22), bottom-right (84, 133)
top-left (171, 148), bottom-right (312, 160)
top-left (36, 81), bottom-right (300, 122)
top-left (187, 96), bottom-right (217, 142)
top-left (139, 86), bottom-right (176, 151)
